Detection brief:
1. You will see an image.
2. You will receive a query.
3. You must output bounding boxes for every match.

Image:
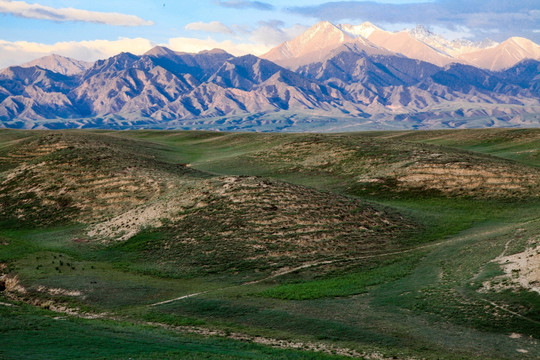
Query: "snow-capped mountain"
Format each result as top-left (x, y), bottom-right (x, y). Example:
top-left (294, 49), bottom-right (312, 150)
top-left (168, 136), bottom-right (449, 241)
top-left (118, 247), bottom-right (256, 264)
top-left (460, 37), bottom-right (540, 70)
top-left (262, 21), bottom-right (540, 71)
top-left (1, 22), bottom-right (540, 131)
top-left (262, 21), bottom-right (357, 69)
top-left (1, 43), bottom-right (539, 131)
top-left (361, 26), bottom-right (455, 67)
top-left (408, 25), bottom-right (498, 57)
top-left (263, 21), bottom-right (457, 68)
top-left (338, 22), bottom-right (382, 39)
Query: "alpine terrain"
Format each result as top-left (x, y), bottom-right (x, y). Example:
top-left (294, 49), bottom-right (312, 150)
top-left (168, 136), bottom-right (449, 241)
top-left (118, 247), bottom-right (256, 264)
top-left (1, 21), bottom-right (539, 131)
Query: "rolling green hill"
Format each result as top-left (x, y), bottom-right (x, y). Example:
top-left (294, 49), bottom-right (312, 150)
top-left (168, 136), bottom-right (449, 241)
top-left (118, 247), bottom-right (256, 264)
top-left (2, 128), bottom-right (540, 359)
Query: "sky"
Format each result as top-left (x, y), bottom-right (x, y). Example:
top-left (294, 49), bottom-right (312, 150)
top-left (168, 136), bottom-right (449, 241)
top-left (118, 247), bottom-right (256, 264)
top-left (0, 0), bottom-right (539, 68)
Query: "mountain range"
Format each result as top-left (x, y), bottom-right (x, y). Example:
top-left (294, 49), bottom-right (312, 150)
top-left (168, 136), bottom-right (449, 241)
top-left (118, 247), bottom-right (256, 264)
top-left (1, 21), bottom-right (540, 131)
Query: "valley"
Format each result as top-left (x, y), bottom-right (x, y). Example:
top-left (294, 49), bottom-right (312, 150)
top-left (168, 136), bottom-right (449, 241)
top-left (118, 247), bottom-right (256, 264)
top-left (1, 128), bottom-right (540, 359)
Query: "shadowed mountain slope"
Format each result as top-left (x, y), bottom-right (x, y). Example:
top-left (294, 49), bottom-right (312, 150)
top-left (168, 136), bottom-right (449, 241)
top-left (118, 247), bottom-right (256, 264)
top-left (0, 38), bottom-right (539, 131)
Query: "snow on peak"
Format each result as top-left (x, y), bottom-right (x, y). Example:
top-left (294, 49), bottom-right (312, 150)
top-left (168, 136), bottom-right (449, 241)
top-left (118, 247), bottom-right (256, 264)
top-left (406, 25), bottom-right (501, 57)
top-left (409, 25), bottom-right (433, 38)
top-left (262, 20), bottom-right (539, 71)
top-left (282, 21), bottom-right (352, 57)
top-left (338, 22), bottom-right (383, 39)
top-left (505, 37), bottom-right (537, 48)
top-left (304, 21), bottom-right (343, 40)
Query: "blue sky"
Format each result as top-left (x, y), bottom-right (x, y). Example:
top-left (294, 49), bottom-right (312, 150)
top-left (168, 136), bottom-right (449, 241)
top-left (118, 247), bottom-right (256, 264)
top-left (0, 0), bottom-right (538, 67)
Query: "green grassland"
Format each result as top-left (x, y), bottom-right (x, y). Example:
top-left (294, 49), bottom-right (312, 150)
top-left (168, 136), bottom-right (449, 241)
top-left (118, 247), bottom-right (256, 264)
top-left (1, 298), bottom-right (349, 360)
top-left (1, 128), bottom-right (540, 359)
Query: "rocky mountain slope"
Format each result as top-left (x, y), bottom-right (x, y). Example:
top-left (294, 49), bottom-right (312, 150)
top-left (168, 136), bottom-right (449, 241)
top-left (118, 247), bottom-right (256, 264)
top-left (0, 22), bottom-right (539, 131)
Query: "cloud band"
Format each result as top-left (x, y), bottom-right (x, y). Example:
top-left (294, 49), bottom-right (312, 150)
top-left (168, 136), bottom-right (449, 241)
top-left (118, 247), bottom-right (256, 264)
top-left (0, 0), bottom-right (153, 26)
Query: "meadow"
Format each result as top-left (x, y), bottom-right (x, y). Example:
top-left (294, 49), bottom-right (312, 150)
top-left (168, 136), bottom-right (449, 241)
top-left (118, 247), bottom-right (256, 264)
top-left (1, 128), bottom-right (540, 359)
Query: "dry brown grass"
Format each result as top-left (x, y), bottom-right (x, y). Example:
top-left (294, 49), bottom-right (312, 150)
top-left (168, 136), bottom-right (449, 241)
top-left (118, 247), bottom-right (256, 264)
top-left (129, 175), bottom-right (417, 273)
top-left (246, 135), bottom-right (540, 198)
top-left (0, 132), bottom-right (192, 226)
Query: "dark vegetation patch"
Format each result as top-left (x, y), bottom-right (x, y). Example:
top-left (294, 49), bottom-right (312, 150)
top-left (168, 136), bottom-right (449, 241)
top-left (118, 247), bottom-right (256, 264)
top-left (152, 297), bottom-right (401, 346)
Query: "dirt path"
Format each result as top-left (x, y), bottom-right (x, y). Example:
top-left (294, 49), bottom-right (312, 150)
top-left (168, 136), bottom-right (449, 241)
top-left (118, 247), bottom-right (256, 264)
top-left (455, 220), bottom-right (540, 326)
top-left (479, 298), bottom-right (540, 326)
top-left (143, 321), bottom-right (378, 359)
top-left (150, 291), bottom-right (208, 307)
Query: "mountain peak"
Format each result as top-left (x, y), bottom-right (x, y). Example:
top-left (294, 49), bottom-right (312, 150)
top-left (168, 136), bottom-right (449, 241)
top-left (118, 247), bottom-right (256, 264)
top-left (302, 21), bottom-right (345, 41)
top-left (198, 48), bottom-right (230, 55)
top-left (20, 54), bottom-right (91, 76)
top-left (46, 54), bottom-right (67, 60)
top-left (261, 20), bottom-right (354, 68)
top-left (144, 46), bottom-right (177, 57)
top-left (360, 21), bottom-right (379, 29)
top-left (313, 20), bottom-right (337, 29)
top-left (409, 24), bottom-right (433, 37)
top-left (458, 36), bottom-right (540, 70)
top-left (477, 38), bottom-right (498, 49)
top-left (338, 22), bottom-right (383, 39)
top-left (504, 37), bottom-right (538, 48)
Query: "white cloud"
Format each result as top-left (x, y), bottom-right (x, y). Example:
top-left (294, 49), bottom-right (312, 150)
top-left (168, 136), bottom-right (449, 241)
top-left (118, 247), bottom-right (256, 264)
top-left (0, 19), bottom-right (309, 68)
top-left (431, 25), bottom-right (474, 41)
top-left (166, 36), bottom-right (271, 56)
top-left (0, 0), bottom-right (153, 26)
top-left (0, 38), bottom-right (155, 68)
top-left (186, 21), bottom-right (234, 34)
top-left (249, 23), bottom-right (308, 46)
top-left (0, 35), bottom-right (276, 69)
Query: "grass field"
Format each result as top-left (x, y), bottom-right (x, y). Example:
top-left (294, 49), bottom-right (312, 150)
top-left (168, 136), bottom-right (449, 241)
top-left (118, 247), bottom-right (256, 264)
top-left (1, 128), bottom-right (540, 359)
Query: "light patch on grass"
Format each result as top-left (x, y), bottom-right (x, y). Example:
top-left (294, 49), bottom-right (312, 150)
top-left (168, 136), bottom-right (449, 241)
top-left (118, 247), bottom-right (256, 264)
top-left (87, 179), bottom-right (214, 242)
top-left (395, 161), bottom-right (539, 196)
top-left (36, 285), bottom-right (84, 298)
top-left (485, 240), bottom-right (540, 294)
top-left (0, 274), bottom-right (27, 294)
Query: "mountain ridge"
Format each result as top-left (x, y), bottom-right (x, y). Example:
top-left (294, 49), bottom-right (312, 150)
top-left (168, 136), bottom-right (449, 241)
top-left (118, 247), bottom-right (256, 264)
top-left (1, 23), bottom-right (540, 131)
top-left (262, 21), bottom-right (540, 71)
top-left (18, 54), bottom-right (93, 76)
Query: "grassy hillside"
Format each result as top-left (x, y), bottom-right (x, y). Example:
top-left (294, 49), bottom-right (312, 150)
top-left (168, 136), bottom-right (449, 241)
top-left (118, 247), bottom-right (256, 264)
top-left (2, 128), bottom-right (540, 359)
